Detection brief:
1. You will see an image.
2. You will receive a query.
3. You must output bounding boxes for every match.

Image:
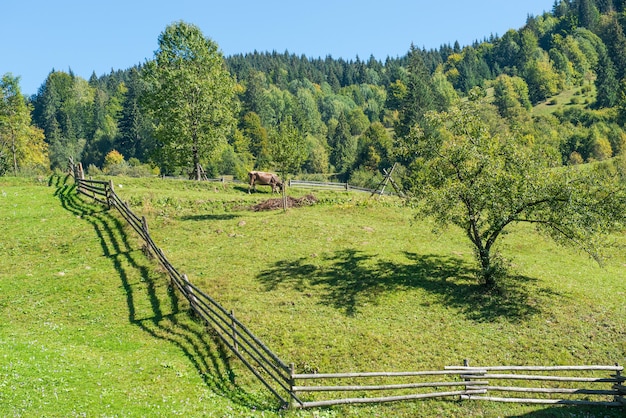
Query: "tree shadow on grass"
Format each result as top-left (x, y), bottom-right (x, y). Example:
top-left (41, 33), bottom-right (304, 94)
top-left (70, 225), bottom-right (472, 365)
top-left (53, 175), bottom-right (274, 411)
top-left (258, 248), bottom-right (562, 322)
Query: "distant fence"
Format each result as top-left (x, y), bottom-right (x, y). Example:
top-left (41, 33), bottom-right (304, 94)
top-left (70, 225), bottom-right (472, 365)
top-left (66, 158), bottom-right (625, 410)
top-left (288, 179), bottom-right (390, 195)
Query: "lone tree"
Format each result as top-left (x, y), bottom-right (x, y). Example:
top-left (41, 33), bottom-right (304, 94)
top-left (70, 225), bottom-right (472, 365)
top-left (268, 116), bottom-right (307, 211)
top-left (403, 92), bottom-right (626, 288)
top-left (142, 21), bottom-right (238, 179)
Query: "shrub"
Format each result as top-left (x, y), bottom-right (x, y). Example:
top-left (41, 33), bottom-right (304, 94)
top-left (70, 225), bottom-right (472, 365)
top-left (568, 151), bottom-right (584, 165)
top-left (104, 150), bottom-right (125, 168)
top-left (348, 168), bottom-right (383, 189)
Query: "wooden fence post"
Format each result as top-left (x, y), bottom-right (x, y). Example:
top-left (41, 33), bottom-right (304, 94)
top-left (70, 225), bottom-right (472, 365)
top-left (615, 363), bottom-right (625, 404)
top-left (289, 363), bottom-right (297, 409)
top-left (141, 216), bottom-right (149, 237)
top-left (230, 309), bottom-right (238, 352)
top-left (462, 359), bottom-right (472, 400)
top-left (182, 274), bottom-right (198, 311)
top-left (107, 180), bottom-right (114, 209)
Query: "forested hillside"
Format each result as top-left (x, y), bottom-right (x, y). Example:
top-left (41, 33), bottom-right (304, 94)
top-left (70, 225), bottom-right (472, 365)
top-left (3, 0), bottom-right (626, 185)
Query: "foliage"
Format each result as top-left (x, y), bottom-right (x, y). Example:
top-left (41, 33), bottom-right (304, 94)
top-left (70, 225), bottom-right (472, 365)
top-left (14, 3), bottom-right (626, 184)
top-left (403, 94), bottom-right (626, 287)
top-left (103, 149), bottom-right (125, 168)
top-left (31, 71), bottom-right (92, 169)
top-left (0, 74), bottom-right (48, 175)
top-left (141, 21), bottom-right (238, 179)
top-left (328, 112), bottom-right (357, 177)
top-left (492, 74), bottom-right (532, 121)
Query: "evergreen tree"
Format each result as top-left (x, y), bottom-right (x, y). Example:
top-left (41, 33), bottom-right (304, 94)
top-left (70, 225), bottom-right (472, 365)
top-left (241, 111), bottom-right (271, 170)
top-left (31, 71), bottom-right (92, 169)
top-left (577, 0), bottom-right (600, 30)
top-left (594, 46), bottom-right (619, 107)
top-left (329, 111), bottom-right (357, 176)
top-left (394, 45), bottom-right (436, 139)
top-left (117, 67), bottom-right (153, 162)
top-left (600, 15), bottom-right (626, 79)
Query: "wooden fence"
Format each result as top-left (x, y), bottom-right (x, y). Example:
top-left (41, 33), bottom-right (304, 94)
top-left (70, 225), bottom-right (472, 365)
top-left (68, 159), bottom-right (298, 407)
top-left (448, 364), bottom-right (625, 407)
top-left (290, 363), bottom-right (624, 408)
top-left (66, 159), bottom-right (625, 411)
top-left (288, 179), bottom-right (386, 194)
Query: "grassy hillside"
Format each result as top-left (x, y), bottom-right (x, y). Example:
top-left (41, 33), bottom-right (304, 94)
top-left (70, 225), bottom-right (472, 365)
top-left (532, 83), bottom-right (596, 118)
top-left (1, 175), bottom-right (624, 417)
top-left (0, 176), bottom-right (273, 417)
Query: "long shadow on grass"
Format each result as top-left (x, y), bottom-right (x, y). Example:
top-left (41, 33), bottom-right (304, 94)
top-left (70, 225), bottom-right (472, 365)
top-left (258, 248), bottom-right (560, 322)
top-left (52, 175), bottom-right (270, 410)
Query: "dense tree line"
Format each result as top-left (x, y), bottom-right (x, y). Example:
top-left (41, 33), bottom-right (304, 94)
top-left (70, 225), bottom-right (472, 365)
top-left (2, 0), bottom-right (626, 183)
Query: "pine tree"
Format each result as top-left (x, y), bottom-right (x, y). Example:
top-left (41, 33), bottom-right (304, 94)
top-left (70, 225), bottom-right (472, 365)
top-left (594, 47), bottom-right (619, 107)
top-left (394, 45), bottom-right (435, 139)
top-left (329, 112), bottom-right (356, 176)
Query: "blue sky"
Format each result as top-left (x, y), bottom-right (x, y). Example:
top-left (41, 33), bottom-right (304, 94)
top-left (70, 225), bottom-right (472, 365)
top-left (3, 0), bottom-right (553, 96)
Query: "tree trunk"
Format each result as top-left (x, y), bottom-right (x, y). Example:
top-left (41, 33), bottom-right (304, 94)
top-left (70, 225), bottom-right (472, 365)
top-left (478, 247), bottom-right (496, 288)
top-left (192, 139), bottom-right (200, 180)
top-left (11, 127), bottom-right (18, 175)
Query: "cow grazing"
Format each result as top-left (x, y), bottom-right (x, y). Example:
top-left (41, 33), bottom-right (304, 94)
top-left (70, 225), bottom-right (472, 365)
top-left (248, 171), bottom-right (283, 194)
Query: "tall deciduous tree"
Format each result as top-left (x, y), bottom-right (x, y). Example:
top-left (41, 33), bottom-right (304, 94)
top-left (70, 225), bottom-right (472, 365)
top-left (0, 74), bottom-right (47, 175)
top-left (142, 21), bottom-right (238, 179)
top-left (404, 94), bottom-right (626, 288)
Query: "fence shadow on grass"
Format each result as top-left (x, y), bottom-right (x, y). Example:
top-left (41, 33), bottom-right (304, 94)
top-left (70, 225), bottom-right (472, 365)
top-left (52, 175), bottom-right (266, 410)
top-left (258, 248), bottom-right (562, 322)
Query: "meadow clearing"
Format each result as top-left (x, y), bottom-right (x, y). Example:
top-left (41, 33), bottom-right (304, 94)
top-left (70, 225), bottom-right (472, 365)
top-left (1, 175), bottom-right (624, 417)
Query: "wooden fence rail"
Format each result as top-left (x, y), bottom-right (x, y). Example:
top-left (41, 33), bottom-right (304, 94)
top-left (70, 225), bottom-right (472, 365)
top-left (448, 364), bottom-right (625, 407)
top-left (66, 159), bottom-right (625, 411)
top-left (291, 364), bottom-right (624, 408)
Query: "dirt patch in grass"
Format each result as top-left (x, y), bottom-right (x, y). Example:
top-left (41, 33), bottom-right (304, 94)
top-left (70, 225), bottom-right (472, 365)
top-left (251, 194), bottom-right (318, 211)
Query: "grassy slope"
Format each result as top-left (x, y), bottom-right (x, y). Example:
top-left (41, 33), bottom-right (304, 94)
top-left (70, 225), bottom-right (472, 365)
top-left (0, 177), bottom-right (273, 417)
top-left (1, 175), bottom-right (624, 417)
top-left (532, 83), bottom-right (595, 118)
top-left (118, 177), bottom-right (625, 417)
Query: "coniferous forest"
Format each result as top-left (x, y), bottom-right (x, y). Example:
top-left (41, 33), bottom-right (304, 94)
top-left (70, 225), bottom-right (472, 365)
top-left (2, 0), bottom-right (626, 187)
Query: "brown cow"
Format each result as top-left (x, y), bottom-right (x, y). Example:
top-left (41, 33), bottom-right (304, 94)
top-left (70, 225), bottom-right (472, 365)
top-left (248, 171), bottom-right (283, 194)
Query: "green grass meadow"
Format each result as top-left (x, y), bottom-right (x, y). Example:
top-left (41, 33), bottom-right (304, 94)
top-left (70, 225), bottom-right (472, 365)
top-left (1, 175), bottom-right (624, 417)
